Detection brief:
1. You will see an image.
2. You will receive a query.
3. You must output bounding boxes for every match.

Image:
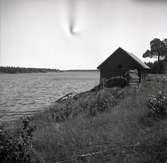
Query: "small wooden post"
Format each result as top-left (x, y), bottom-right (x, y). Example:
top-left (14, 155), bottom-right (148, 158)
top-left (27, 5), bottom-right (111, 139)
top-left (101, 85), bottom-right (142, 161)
top-left (102, 78), bottom-right (105, 89)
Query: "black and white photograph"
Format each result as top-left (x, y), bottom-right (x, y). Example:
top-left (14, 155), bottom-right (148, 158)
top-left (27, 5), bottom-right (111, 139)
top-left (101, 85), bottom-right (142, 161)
top-left (0, 0), bottom-right (167, 162)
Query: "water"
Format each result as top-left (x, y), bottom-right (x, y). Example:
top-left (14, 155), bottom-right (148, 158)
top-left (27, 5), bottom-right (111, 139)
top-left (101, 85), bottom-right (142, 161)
top-left (0, 71), bottom-right (99, 121)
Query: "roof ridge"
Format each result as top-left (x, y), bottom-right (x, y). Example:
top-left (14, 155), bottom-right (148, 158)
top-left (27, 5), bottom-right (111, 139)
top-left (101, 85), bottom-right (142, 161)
top-left (97, 47), bottom-right (150, 69)
top-left (126, 51), bottom-right (150, 69)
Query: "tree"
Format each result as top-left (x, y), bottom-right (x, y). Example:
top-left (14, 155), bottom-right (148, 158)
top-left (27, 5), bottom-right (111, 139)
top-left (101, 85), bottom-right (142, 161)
top-left (143, 38), bottom-right (167, 73)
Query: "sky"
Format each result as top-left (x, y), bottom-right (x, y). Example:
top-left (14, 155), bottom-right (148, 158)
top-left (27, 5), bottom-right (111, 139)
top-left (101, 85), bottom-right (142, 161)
top-left (0, 0), bottom-right (167, 69)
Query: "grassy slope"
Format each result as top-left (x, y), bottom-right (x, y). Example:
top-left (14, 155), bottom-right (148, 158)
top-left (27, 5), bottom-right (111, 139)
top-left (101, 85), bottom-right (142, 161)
top-left (30, 75), bottom-right (167, 163)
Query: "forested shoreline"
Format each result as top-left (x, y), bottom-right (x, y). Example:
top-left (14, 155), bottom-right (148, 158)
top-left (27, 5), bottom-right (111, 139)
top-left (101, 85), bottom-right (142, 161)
top-left (0, 66), bottom-right (60, 74)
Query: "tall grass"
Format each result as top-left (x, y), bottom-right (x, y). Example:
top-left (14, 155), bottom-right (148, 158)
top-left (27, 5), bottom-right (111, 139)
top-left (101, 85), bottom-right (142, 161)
top-left (12, 75), bottom-right (167, 162)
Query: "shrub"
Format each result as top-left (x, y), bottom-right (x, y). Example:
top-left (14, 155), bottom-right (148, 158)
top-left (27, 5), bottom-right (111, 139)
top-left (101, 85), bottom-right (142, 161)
top-left (146, 92), bottom-right (167, 114)
top-left (0, 117), bottom-right (35, 163)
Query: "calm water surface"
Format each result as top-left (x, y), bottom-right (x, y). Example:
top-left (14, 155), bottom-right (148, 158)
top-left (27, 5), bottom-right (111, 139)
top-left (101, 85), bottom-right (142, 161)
top-left (0, 72), bottom-right (99, 121)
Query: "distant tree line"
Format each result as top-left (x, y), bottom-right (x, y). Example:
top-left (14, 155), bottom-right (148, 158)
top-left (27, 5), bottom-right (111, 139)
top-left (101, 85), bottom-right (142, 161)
top-left (64, 69), bottom-right (98, 72)
top-left (0, 66), bottom-right (60, 74)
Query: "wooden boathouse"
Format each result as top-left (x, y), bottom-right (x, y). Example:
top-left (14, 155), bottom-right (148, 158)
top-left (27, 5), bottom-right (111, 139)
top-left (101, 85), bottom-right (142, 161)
top-left (97, 47), bottom-right (150, 83)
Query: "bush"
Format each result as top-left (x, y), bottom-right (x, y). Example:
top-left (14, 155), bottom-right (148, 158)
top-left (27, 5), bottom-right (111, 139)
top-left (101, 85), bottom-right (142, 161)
top-left (146, 61), bottom-right (165, 74)
top-left (0, 117), bottom-right (35, 163)
top-left (146, 92), bottom-right (167, 114)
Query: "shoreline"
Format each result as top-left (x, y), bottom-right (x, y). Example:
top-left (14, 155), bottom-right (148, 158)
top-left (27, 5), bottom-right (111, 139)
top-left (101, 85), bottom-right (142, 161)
top-left (0, 90), bottom-right (91, 123)
top-left (1, 75), bottom-right (167, 162)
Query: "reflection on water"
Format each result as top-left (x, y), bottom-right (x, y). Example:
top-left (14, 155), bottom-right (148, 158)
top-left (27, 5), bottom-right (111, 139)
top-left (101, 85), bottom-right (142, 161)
top-left (0, 71), bottom-right (99, 121)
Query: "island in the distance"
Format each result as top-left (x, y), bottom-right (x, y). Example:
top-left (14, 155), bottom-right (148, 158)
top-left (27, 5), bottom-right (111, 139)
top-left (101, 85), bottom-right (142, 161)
top-left (0, 66), bottom-right (61, 74)
top-left (0, 66), bottom-right (99, 74)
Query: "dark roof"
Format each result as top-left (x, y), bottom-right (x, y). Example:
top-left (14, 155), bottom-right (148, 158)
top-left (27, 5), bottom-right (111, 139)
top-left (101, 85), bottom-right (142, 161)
top-left (97, 47), bottom-right (150, 69)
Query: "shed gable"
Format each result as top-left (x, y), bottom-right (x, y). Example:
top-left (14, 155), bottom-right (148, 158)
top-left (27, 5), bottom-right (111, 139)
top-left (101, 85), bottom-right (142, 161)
top-left (97, 47), bottom-right (150, 79)
top-left (97, 47), bottom-right (149, 70)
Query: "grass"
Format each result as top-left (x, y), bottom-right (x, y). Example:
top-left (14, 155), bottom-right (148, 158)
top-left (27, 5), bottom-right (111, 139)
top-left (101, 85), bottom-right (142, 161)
top-left (4, 74), bottom-right (167, 163)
